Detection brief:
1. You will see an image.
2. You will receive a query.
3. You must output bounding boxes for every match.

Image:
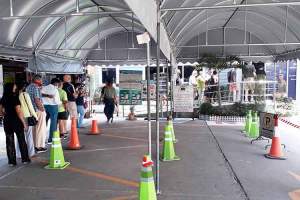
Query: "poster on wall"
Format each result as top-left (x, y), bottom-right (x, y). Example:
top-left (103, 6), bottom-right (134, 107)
top-left (119, 69), bottom-right (143, 105)
top-left (174, 85), bottom-right (194, 112)
top-left (288, 60), bottom-right (297, 100)
top-left (276, 62), bottom-right (287, 81)
top-left (141, 80), bottom-right (156, 100)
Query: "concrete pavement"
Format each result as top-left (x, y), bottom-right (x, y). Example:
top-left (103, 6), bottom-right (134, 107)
top-left (0, 117), bottom-right (298, 199)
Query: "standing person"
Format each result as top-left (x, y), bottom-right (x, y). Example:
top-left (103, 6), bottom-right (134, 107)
top-left (41, 78), bottom-right (61, 144)
top-left (26, 75), bottom-right (47, 153)
top-left (100, 79), bottom-right (117, 123)
top-left (196, 70), bottom-right (206, 103)
top-left (274, 74), bottom-right (287, 100)
top-left (75, 84), bottom-right (86, 128)
top-left (0, 83), bottom-right (30, 166)
top-left (16, 82), bottom-right (37, 158)
top-left (57, 80), bottom-right (68, 138)
top-left (63, 75), bottom-right (78, 120)
top-left (208, 71), bottom-right (218, 103)
top-left (243, 62), bottom-right (256, 102)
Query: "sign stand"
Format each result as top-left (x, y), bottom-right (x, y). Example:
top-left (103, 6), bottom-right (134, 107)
top-left (251, 112), bottom-right (274, 144)
top-left (251, 136), bottom-right (269, 144)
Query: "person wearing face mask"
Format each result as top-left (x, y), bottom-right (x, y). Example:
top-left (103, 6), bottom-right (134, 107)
top-left (26, 75), bottom-right (47, 153)
top-left (41, 78), bottom-right (61, 144)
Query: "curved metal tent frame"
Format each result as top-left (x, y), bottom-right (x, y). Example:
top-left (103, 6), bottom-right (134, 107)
top-left (0, 0), bottom-right (299, 63)
top-left (161, 0), bottom-right (300, 61)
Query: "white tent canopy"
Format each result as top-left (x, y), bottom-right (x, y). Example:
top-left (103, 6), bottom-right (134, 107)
top-left (0, 0), bottom-right (300, 65)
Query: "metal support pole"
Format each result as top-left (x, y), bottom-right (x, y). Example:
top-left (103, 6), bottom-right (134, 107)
top-left (9, 0), bottom-right (13, 17)
top-left (166, 63), bottom-right (169, 115)
top-left (97, 7), bottom-right (101, 48)
top-left (284, 6), bottom-right (289, 43)
top-left (170, 60), bottom-right (174, 117)
top-left (248, 32), bottom-right (251, 56)
top-left (155, 2), bottom-right (161, 195)
top-left (223, 27), bottom-right (226, 56)
top-left (244, 4), bottom-right (247, 44)
top-left (64, 16), bottom-right (67, 48)
top-left (76, 0), bottom-right (80, 13)
top-left (206, 10), bottom-right (208, 45)
top-left (104, 37), bottom-right (107, 60)
top-left (273, 62), bottom-right (277, 110)
top-left (132, 13), bottom-right (134, 48)
top-left (31, 32), bottom-right (34, 48)
top-left (146, 41), bottom-right (152, 158)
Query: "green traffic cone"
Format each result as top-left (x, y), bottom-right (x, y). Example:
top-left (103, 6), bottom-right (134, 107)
top-left (139, 155), bottom-right (157, 200)
top-left (168, 120), bottom-right (178, 143)
top-left (161, 125), bottom-right (180, 161)
top-left (245, 110), bottom-right (252, 136)
top-left (249, 112), bottom-right (259, 139)
top-left (45, 131), bottom-right (70, 170)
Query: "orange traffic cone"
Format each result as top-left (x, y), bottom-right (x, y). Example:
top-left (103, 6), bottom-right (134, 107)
top-left (265, 115), bottom-right (286, 160)
top-left (265, 136), bottom-right (286, 160)
top-left (67, 117), bottom-right (83, 150)
top-left (88, 120), bottom-right (101, 135)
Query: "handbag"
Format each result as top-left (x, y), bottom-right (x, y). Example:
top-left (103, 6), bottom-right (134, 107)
top-left (23, 93), bottom-right (38, 126)
top-left (83, 101), bottom-right (88, 109)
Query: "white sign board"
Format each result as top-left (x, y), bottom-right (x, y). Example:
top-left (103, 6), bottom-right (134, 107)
top-left (259, 112), bottom-right (275, 139)
top-left (174, 85), bottom-right (194, 112)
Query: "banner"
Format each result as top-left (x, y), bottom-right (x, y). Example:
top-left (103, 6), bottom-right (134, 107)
top-left (119, 69), bottom-right (143, 105)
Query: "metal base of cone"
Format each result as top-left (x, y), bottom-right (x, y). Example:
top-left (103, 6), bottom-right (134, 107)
top-left (264, 154), bottom-right (286, 160)
top-left (161, 155), bottom-right (181, 162)
top-left (45, 162), bottom-right (70, 170)
top-left (65, 145), bottom-right (84, 150)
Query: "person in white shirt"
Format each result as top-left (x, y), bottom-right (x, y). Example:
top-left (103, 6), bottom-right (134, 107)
top-left (41, 78), bottom-right (61, 144)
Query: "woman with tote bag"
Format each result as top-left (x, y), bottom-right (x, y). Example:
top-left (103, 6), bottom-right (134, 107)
top-left (15, 82), bottom-right (38, 158)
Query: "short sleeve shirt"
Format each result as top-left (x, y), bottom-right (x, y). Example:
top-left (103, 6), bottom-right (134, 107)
top-left (0, 95), bottom-right (21, 121)
top-left (63, 83), bottom-right (76, 102)
top-left (254, 63), bottom-right (266, 76)
top-left (243, 65), bottom-right (255, 78)
top-left (26, 83), bottom-right (42, 111)
top-left (102, 87), bottom-right (116, 99)
top-left (58, 88), bottom-right (68, 112)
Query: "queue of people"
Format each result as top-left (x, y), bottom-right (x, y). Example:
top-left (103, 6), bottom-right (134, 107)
top-left (0, 74), bottom-right (87, 166)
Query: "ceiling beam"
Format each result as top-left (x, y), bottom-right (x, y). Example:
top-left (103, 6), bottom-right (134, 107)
top-left (0, 10), bottom-right (132, 20)
top-left (161, 2), bottom-right (300, 12)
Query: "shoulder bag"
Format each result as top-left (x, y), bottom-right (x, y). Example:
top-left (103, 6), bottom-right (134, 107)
top-left (23, 93), bottom-right (38, 126)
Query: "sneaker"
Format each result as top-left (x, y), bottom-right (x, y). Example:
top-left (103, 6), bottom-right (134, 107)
top-left (8, 163), bottom-right (17, 167)
top-left (47, 141), bottom-right (52, 145)
top-left (36, 148), bottom-right (47, 153)
top-left (60, 134), bottom-right (68, 140)
top-left (22, 159), bottom-right (31, 165)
